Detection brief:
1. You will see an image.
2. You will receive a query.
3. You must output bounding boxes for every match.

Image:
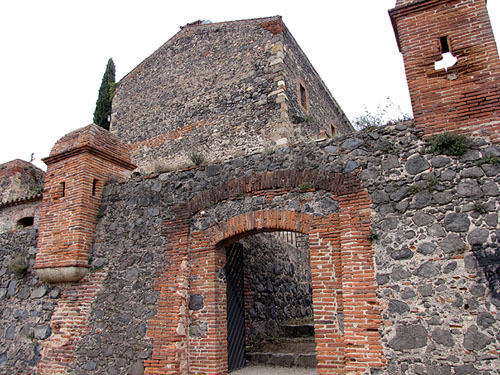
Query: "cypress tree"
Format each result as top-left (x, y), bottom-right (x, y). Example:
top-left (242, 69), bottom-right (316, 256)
top-left (93, 58), bottom-right (116, 130)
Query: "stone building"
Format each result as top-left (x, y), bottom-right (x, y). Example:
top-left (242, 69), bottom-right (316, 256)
top-left (0, 159), bottom-right (44, 232)
top-left (1, 1), bottom-right (500, 374)
top-left (110, 16), bottom-right (352, 171)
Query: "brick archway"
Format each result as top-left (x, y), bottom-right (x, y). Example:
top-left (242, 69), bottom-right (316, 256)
top-left (144, 170), bottom-right (385, 375)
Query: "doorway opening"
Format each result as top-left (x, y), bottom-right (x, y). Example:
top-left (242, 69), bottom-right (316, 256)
top-left (225, 231), bottom-right (315, 372)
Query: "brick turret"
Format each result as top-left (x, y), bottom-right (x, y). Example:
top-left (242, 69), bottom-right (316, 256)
top-left (390, 0), bottom-right (500, 141)
top-left (34, 124), bottom-right (135, 283)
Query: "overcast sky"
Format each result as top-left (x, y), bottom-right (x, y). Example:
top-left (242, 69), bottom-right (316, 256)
top-left (1, 0), bottom-right (499, 170)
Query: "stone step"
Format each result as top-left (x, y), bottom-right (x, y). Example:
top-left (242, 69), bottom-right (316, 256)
top-left (279, 324), bottom-right (314, 337)
top-left (246, 335), bottom-right (316, 369)
top-left (246, 352), bottom-right (317, 368)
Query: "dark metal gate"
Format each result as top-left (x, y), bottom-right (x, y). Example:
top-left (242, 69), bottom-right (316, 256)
top-left (226, 243), bottom-right (245, 372)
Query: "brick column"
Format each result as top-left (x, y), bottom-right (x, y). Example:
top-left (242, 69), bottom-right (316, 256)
top-left (309, 214), bottom-right (345, 373)
top-left (338, 189), bottom-right (385, 373)
top-left (144, 217), bottom-right (191, 374)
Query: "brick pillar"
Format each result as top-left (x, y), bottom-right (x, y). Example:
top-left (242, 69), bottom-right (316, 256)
top-left (389, 0), bottom-right (500, 141)
top-left (34, 124), bottom-right (135, 283)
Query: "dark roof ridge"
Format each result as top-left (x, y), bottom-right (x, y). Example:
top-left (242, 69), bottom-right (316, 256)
top-left (180, 15), bottom-right (281, 29)
top-left (0, 193), bottom-right (43, 209)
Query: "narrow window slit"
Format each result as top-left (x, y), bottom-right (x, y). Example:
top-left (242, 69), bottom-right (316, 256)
top-left (299, 82), bottom-right (308, 111)
top-left (60, 182), bottom-right (65, 198)
top-left (17, 217), bottom-right (34, 228)
top-left (440, 36), bottom-right (450, 53)
top-left (330, 121), bottom-right (337, 137)
top-left (92, 179), bottom-right (99, 196)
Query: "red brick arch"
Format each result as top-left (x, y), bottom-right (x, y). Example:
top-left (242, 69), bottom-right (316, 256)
top-left (145, 169), bottom-right (385, 375)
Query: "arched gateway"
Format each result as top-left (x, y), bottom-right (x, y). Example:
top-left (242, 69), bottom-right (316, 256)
top-left (144, 169), bottom-right (385, 374)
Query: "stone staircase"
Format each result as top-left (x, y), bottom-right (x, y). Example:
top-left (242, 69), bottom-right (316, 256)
top-left (246, 324), bottom-right (317, 368)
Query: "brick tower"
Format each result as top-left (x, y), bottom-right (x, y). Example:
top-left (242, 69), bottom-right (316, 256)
top-left (390, 0), bottom-right (500, 142)
top-left (34, 124), bottom-right (135, 283)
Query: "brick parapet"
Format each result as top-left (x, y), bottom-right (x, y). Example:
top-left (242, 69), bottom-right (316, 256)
top-left (48, 124), bottom-right (133, 164)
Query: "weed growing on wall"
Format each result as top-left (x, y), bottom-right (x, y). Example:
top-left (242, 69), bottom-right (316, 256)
top-left (353, 97), bottom-right (413, 130)
top-left (189, 152), bottom-right (206, 166)
top-left (368, 229), bottom-right (380, 242)
top-left (153, 160), bottom-right (173, 174)
top-left (8, 256), bottom-right (28, 279)
top-left (429, 132), bottom-right (469, 156)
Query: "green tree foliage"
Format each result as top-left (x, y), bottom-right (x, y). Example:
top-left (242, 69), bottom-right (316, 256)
top-left (93, 58), bottom-right (116, 130)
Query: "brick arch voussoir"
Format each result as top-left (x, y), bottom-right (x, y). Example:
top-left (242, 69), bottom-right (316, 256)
top-left (204, 209), bottom-right (315, 247)
top-left (170, 169), bottom-right (364, 220)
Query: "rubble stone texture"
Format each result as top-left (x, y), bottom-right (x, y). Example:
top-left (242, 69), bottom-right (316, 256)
top-left (0, 160), bottom-right (43, 232)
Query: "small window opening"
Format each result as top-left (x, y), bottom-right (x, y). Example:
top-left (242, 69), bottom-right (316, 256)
top-left (329, 122), bottom-right (337, 137)
top-left (17, 217), bottom-right (34, 228)
top-left (435, 36), bottom-right (457, 71)
top-left (60, 182), bottom-right (65, 198)
top-left (92, 179), bottom-right (99, 196)
top-left (440, 36), bottom-right (450, 53)
top-left (299, 82), bottom-right (308, 111)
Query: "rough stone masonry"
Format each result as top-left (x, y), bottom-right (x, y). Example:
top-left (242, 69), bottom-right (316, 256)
top-left (1, 121), bottom-right (499, 374)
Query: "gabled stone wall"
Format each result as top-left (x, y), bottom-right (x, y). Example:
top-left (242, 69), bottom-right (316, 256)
top-left (110, 17), bottom-right (351, 172)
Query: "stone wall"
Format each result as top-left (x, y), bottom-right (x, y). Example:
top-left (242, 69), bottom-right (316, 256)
top-left (1, 121), bottom-right (499, 374)
top-left (281, 27), bottom-right (352, 139)
top-left (0, 198), bottom-right (41, 233)
top-left (239, 233), bottom-right (313, 342)
top-left (0, 228), bottom-right (58, 374)
top-left (363, 125), bottom-right (500, 374)
top-left (98, 122), bottom-right (499, 374)
top-left (67, 177), bottom-right (165, 375)
top-left (111, 17), bottom-right (284, 171)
